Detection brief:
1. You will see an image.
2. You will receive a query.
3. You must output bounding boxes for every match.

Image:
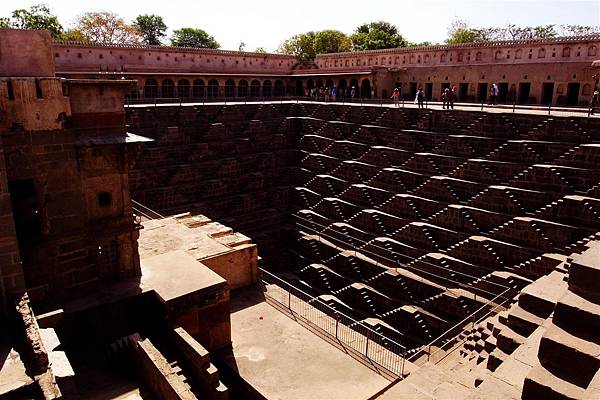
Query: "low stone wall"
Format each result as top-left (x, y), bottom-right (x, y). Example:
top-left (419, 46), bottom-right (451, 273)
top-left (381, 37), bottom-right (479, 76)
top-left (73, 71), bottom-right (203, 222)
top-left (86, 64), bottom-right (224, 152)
top-left (133, 337), bottom-right (196, 400)
top-left (171, 326), bottom-right (229, 400)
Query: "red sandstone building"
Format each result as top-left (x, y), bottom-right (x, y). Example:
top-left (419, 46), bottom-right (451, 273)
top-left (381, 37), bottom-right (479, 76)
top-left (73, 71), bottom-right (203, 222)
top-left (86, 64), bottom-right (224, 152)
top-left (52, 35), bottom-right (600, 105)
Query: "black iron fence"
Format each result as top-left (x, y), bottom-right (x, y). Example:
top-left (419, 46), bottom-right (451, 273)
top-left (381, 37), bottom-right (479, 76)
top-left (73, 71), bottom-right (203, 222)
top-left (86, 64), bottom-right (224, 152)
top-left (124, 96), bottom-right (596, 118)
top-left (260, 267), bottom-right (408, 377)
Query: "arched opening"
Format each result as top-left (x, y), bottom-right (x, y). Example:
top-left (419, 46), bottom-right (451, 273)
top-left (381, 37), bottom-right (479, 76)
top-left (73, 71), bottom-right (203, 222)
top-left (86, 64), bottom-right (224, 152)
top-left (207, 79), bottom-right (219, 97)
top-left (250, 80), bottom-right (260, 97)
top-left (262, 80), bottom-right (272, 97)
top-left (192, 79), bottom-right (205, 98)
top-left (225, 79), bottom-right (235, 97)
top-left (274, 80), bottom-right (284, 96)
top-left (562, 47), bottom-right (571, 58)
top-left (582, 83), bottom-right (592, 96)
top-left (338, 79), bottom-right (348, 98)
top-left (162, 79), bottom-right (175, 98)
top-left (316, 79), bottom-right (324, 88)
top-left (144, 79), bottom-right (158, 98)
top-left (177, 79), bottom-right (190, 98)
top-left (326, 79), bottom-right (334, 88)
top-left (295, 79), bottom-right (304, 96)
top-left (238, 80), bottom-right (248, 97)
top-left (360, 79), bottom-right (371, 98)
top-left (306, 80), bottom-right (314, 90)
top-left (538, 48), bottom-right (546, 58)
top-left (589, 46), bottom-right (597, 56)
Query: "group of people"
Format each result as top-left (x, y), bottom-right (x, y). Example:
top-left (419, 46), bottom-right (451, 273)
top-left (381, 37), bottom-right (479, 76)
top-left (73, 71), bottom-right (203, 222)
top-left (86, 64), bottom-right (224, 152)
top-left (307, 85), bottom-right (358, 101)
top-left (390, 86), bottom-right (427, 108)
top-left (389, 82), bottom-right (505, 110)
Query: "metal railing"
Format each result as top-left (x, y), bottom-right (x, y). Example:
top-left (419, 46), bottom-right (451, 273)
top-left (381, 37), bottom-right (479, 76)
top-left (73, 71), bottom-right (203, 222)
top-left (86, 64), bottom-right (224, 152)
top-left (407, 290), bottom-right (511, 365)
top-left (260, 267), bottom-right (408, 377)
top-left (124, 95), bottom-right (597, 117)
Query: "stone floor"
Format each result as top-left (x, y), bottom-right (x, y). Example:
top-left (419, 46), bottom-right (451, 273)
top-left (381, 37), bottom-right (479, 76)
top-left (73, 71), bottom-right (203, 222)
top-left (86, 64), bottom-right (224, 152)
top-left (221, 287), bottom-right (390, 400)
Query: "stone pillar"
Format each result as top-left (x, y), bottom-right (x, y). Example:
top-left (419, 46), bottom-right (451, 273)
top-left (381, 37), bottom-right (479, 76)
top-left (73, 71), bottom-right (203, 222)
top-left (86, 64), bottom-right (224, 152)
top-left (0, 136), bottom-right (26, 317)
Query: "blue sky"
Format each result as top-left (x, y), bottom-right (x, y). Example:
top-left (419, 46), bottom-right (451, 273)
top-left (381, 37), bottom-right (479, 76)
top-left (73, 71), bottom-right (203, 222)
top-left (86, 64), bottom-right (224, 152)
top-left (2, 0), bottom-right (598, 51)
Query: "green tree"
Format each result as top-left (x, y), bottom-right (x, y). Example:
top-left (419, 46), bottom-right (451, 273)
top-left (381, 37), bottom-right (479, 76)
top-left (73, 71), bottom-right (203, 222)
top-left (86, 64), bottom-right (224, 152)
top-left (445, 18), bottom-right (488, 44)
top-left (170, 28), bottom-right (219, 48)
top-left (0, 17), bottom-right (10, 28)
top-left (350, 21), bottom-right (407, 50)
top-left (313, 30), bottom-right (351, 54)
top-left (506, 24), bottom-right (557, 40)
top-left (277, 31), bottom-right (317, 61)
top-left (10, 4), bottom-right (63, 39)
top-left (57, 29), bottom-right (87, 42)
top-left (74, 11), bottom-right (143, 44)
top-left (133, 14), bottom-right (167, 45)
top-left (560, 25), bottom-right (600, 36)
top-left (254, 47), bottom-right (267, 53)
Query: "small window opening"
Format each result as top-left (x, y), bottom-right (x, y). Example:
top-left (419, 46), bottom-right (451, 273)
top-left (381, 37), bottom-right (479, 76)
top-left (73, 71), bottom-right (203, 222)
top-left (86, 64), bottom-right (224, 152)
top-left (7, 81), bottom-right (15, 100)
top-left (98, 192), bottom-right (112, 207)
top-left (34, 79), bottom-right (43, 99)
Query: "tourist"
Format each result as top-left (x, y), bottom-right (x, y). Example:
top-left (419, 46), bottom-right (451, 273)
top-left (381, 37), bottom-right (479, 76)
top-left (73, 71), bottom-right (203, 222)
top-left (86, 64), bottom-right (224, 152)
top-left (442, 88), bottom-right (449, 109)
top-left (391, 87), bottom-right (400, 107)
top-left (331, 86), bottom-right (337, 102)
top-left (448, 86), bottom-right (456, 109)
top-left (490, 83), bottom-right (499, 105)
top-left (350, 86), bottom-right (356, 99)
top-left (417, 87), bottom-right (425, 109)
top-left (590, 88), bottom-right (599, 115)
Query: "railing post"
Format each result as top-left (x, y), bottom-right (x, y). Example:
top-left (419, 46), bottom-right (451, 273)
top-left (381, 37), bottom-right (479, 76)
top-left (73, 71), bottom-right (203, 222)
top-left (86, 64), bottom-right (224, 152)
top-left (335, 313), bottom-right (340, 339)
top-left (365, 331), bottom-right (370, 358)
top-left (548, 103), bottom-right (552, 115)
top-left (402, 347), bottom-right (406, 377)
top-left (288, 282), bottom-right (291, 310)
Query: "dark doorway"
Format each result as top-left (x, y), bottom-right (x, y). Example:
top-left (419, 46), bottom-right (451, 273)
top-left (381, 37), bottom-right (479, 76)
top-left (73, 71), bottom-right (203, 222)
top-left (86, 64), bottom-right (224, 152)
top-left (409, 82), bottom-right (417, 100)
top-left (567, 82), bottom-right (580, 105)
top-left (542, 82), bottom-right (554, 104)
top-left (478, 83), bottom-right (488, 103)
top-left (98, 241), bottom-right (119, 282)
top-left (459, 83), bottom-right (469, 101)
top-left (498, 83), bottom-right (509, 103)
top-left (262, 80), bottom-right (272, 97)
top-left (295, 80), bottom-right (304, 96)
top-left (250, 80), bottom-right (260, 97)
top-left (425, 83), bottom-right (433, 100)
top-left (360, 79), bottom-right (371, 98)
top-left (519, 82), bottom-right (531, 104)
top-left (224, 79), bottom-right (236, 97)
top-left (8, 179), bottom-right (41, 269)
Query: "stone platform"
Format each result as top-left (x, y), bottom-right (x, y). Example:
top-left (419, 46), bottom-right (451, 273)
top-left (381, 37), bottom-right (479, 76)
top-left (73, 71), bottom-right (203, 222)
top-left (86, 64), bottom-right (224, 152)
top-left (139, 213), bottom-right (258, 289)
top-left (218, 286), bottom-right (390, 400)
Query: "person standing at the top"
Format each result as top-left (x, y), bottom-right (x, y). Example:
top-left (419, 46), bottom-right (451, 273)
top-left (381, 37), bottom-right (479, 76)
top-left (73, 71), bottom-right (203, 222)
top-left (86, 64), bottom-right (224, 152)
top-left (331, 86), bottom-right (338, 102)
top-left (417, 87), bottom-right (425, 109)
top-left (590, 88), bottom-right (599, 115)
top-left (442, 88), bottom-right (449, 109)
top-left (490, 83), bottom-right (499, 105)
top-left (448, 86), bottom-right (456, 109)
top-left (391, 87), bottom-right (400, 107)
top-left (350, 86), bottom-right (356, 99)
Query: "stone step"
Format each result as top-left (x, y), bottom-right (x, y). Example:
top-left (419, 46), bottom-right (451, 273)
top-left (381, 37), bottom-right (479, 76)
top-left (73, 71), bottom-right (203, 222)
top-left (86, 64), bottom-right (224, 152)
top-left (496, 323), bottom-right (526, 355)
top-left (569, 242), bottom-right (600, 302)
top-left (518, 270), bottom-right (568, 318)
top-left (487, 347), bottom-right (509, 372)
top-left (538, 323), bottom-right (600, 388)
top-left (553, 290), bottom-right (600, 343)
top-left (522, 364), bottom-right (586, 400)
top-left (507, 304), bottom-right (547, 337)
top-left (484, 335), bottom-right (497, 353)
